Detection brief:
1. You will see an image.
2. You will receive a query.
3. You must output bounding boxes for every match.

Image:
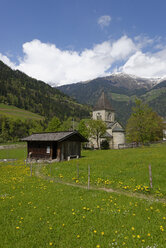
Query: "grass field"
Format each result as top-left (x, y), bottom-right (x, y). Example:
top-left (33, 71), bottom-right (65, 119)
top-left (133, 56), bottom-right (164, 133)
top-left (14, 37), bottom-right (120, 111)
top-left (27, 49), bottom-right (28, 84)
top-left (0, 144), bottom-right (166, 247)
top-left (0, 103), bottom-right (44, 120)
top-left (44, 144), bottom-right (166, 198)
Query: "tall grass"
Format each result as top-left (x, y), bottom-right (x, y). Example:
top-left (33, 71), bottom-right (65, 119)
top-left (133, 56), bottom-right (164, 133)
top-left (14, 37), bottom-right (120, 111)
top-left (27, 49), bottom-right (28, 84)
top-left (0, 162), bottom-right (166, 248)
top-left (44, 144), bottom-right (166, 197)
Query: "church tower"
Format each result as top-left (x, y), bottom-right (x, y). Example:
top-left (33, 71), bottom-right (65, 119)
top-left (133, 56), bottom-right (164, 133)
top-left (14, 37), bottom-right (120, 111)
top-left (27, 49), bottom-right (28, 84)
top-left (92, 92), bottom-right (115, 123)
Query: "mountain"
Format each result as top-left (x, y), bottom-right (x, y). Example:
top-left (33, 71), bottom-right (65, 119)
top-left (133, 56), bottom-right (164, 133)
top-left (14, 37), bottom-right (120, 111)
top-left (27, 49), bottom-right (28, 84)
top-left (57, 73), bottom-right (166, 125)
top-left (0, 60), bottom-right (90, 120)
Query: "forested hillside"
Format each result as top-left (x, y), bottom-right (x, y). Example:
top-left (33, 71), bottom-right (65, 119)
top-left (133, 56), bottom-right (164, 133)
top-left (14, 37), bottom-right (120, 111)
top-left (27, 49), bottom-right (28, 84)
top-left (0, 61), bottom-right (90, 120)
top-left (58, 75), bottom-right (166, 125)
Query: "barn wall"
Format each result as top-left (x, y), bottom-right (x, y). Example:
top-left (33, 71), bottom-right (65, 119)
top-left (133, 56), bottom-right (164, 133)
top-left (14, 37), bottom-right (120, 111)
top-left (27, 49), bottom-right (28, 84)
top-left (60, 141), bottom-right (81, 160)
top-left (27, 141), bottom-right (53, 159)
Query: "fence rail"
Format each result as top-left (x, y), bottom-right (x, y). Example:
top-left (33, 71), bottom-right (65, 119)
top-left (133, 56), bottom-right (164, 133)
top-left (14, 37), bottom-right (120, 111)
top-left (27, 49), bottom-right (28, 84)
top-left (118, 140), bottom-right (166, 149)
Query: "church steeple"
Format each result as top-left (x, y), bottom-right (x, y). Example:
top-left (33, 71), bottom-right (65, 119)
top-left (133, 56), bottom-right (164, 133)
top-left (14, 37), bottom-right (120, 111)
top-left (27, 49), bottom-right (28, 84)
top-left (93, 92), bottom-right (115, 122)
top-left (93, 91), bottom-right (114, 111)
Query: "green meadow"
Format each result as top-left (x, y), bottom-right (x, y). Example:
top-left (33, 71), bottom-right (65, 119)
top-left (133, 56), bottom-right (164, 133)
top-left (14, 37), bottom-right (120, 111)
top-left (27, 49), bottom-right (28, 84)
top-left (0, 103), bottom-right (44, 120)
top-left (45, 144), bottom-right (166, 198)
top-left (0, 144), bottom-right (166, 247)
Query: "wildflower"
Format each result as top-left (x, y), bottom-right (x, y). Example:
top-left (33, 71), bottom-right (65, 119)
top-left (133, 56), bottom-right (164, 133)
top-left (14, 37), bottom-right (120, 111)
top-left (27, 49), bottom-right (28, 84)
top-left (62, 224), bottom-right (65, 227)
top-left (94, 230), bottom-right (97, 234)
top-left (147, 233), bottom-right (151, 237)
top-left (142, 239), bottom-right (145, 242)
top-left (77, 235), bottom-right (80, 238)
top-left (131, 227), bottom-right (135, 231)
top-left (101, 231), bottom-right (104, 236)
top-left (96, 245), bottom-right (100, 248)
top-left (16, 226), bottom-right (20, 229)
top-left (137, 235), bottom-right (140, 239)
top-left (49, 242), bottom-right (53, 246)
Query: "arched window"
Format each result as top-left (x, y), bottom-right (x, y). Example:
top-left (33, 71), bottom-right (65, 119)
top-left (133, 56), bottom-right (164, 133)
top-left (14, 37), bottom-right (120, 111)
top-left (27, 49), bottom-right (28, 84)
top-left (97, 113), bottom-right (102, 120)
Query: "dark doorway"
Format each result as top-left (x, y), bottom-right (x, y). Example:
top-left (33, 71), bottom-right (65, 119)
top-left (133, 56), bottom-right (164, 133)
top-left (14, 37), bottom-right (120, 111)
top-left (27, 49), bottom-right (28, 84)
top-left (52, 142), bottom-right (57, 159)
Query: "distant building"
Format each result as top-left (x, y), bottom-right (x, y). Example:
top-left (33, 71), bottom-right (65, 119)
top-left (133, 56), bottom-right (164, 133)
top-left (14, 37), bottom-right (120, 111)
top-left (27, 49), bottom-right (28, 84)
top-left (22, 131), bottom-right (88, 161)
top-left (90, 92), bottom-right (125, 149)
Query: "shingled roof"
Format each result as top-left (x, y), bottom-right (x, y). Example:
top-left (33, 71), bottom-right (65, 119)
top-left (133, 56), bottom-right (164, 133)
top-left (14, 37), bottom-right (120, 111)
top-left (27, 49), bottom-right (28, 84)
top-left (93, 92), bottom-right (114, 111)
top-left (22, 131), bottom-right (88, 142)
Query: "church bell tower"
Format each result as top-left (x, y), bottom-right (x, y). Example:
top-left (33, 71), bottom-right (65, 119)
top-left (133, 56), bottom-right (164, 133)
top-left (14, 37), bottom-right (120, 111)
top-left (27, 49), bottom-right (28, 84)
top-left (92, 92), bottom-right (115, 123)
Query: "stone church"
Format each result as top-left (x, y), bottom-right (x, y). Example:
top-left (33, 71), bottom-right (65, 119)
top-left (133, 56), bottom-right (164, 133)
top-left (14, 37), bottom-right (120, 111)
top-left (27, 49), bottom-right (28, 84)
top-left (90, 92), bottom-right (125, 149)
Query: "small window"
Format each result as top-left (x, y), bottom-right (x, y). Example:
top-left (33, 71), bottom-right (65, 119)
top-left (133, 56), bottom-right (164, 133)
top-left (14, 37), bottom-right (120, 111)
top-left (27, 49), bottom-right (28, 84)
top-left (46, 146), bottom-right (50, 154)
top-left (97, 113), bottom-right (102, 120)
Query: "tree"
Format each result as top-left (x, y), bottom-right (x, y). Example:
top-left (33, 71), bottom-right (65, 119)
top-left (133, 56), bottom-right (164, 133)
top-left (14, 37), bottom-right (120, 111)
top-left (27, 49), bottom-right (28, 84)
top-left (126, 99), bottom-right (164, 144)
top-left (88, 119), bottom-right (107, 148)
top-left (77, 119), bottom-right (90, 139)
top-left (46, 116), bottom-right (61, 132)
top-left (60, 117), bottom-right (75, 131)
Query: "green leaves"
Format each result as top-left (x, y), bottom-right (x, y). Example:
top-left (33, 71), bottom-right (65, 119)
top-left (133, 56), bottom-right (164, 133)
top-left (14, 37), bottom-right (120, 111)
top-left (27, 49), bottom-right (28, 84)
top-left (126, 100), bottom-right (164, 143)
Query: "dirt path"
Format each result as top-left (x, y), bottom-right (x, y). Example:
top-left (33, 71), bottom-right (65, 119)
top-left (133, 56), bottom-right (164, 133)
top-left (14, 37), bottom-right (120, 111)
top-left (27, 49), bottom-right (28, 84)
top-left (35, 165), bottom-right (166, 204)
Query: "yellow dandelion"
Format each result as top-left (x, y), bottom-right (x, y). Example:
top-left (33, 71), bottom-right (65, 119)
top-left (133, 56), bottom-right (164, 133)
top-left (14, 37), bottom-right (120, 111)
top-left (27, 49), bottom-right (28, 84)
top-left (94, 230), bottom-right (97, 234)
top-left (96, 245), bottom-right (100, 248)
top-left (137, 235), bottom-right (140, 239)
top-left (147, 233), bottom-right (151, 237)
top-left (142, 239), bottom-right (145, 243)
top-left (16, 226), bottom-right (20, 230)
top-left (101, 231), bottom-right (104, 236)
top-left (131, 227), bottom-right (135, 231)
top-left (77, 235), bottom-right (80, 238)
top-left (49, 242), bottom-right (53, 246)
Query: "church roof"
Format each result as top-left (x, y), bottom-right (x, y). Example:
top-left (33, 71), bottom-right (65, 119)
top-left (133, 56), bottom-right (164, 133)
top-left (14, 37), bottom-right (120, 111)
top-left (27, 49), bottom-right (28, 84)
top-left (112, 126), bottom-right (125, 132)
top-left (93, 92), bottom-right (114, 111)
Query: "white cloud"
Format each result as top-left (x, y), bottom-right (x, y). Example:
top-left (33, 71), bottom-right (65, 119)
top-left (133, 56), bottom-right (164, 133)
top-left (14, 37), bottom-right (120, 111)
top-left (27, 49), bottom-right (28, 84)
top-left (1, 35), bottom-right (166, 85)
top-left (15, 36), bottom-right (136, 85)
top-left (98, 15), bottom-right (111, 28)
top-left (121, 49), bottom-right (166, 78)
top-left (0, 53), bottom-right (16, 69)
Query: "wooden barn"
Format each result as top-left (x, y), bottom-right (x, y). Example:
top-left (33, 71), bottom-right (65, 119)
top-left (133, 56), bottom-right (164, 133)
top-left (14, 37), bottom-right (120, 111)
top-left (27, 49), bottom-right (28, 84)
top-left (22, 131), bottom-right (88, 161)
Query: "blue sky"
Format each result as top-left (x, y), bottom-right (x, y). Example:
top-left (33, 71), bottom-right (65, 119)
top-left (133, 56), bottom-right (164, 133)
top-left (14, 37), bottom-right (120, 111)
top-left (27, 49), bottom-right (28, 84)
top-left (1, 0), bottom-right (166, 85)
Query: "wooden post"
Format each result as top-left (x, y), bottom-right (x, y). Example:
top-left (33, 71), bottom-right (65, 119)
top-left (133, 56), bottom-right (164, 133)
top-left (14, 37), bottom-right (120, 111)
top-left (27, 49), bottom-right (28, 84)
top-left (29, 152), bottom-right (32, 176)
top-left (30, 163), bottom-right (32, 177)
top-left (149, 164), bottom-right (153, 189)
top-left (88, 165), bottom-right (90, 190)
top-left (77, 163), bottom-right (79, 179)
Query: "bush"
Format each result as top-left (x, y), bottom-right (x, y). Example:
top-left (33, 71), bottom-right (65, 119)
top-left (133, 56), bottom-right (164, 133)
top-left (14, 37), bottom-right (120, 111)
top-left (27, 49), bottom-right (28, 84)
top-left (100, 140), bottom-right (109, 149)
